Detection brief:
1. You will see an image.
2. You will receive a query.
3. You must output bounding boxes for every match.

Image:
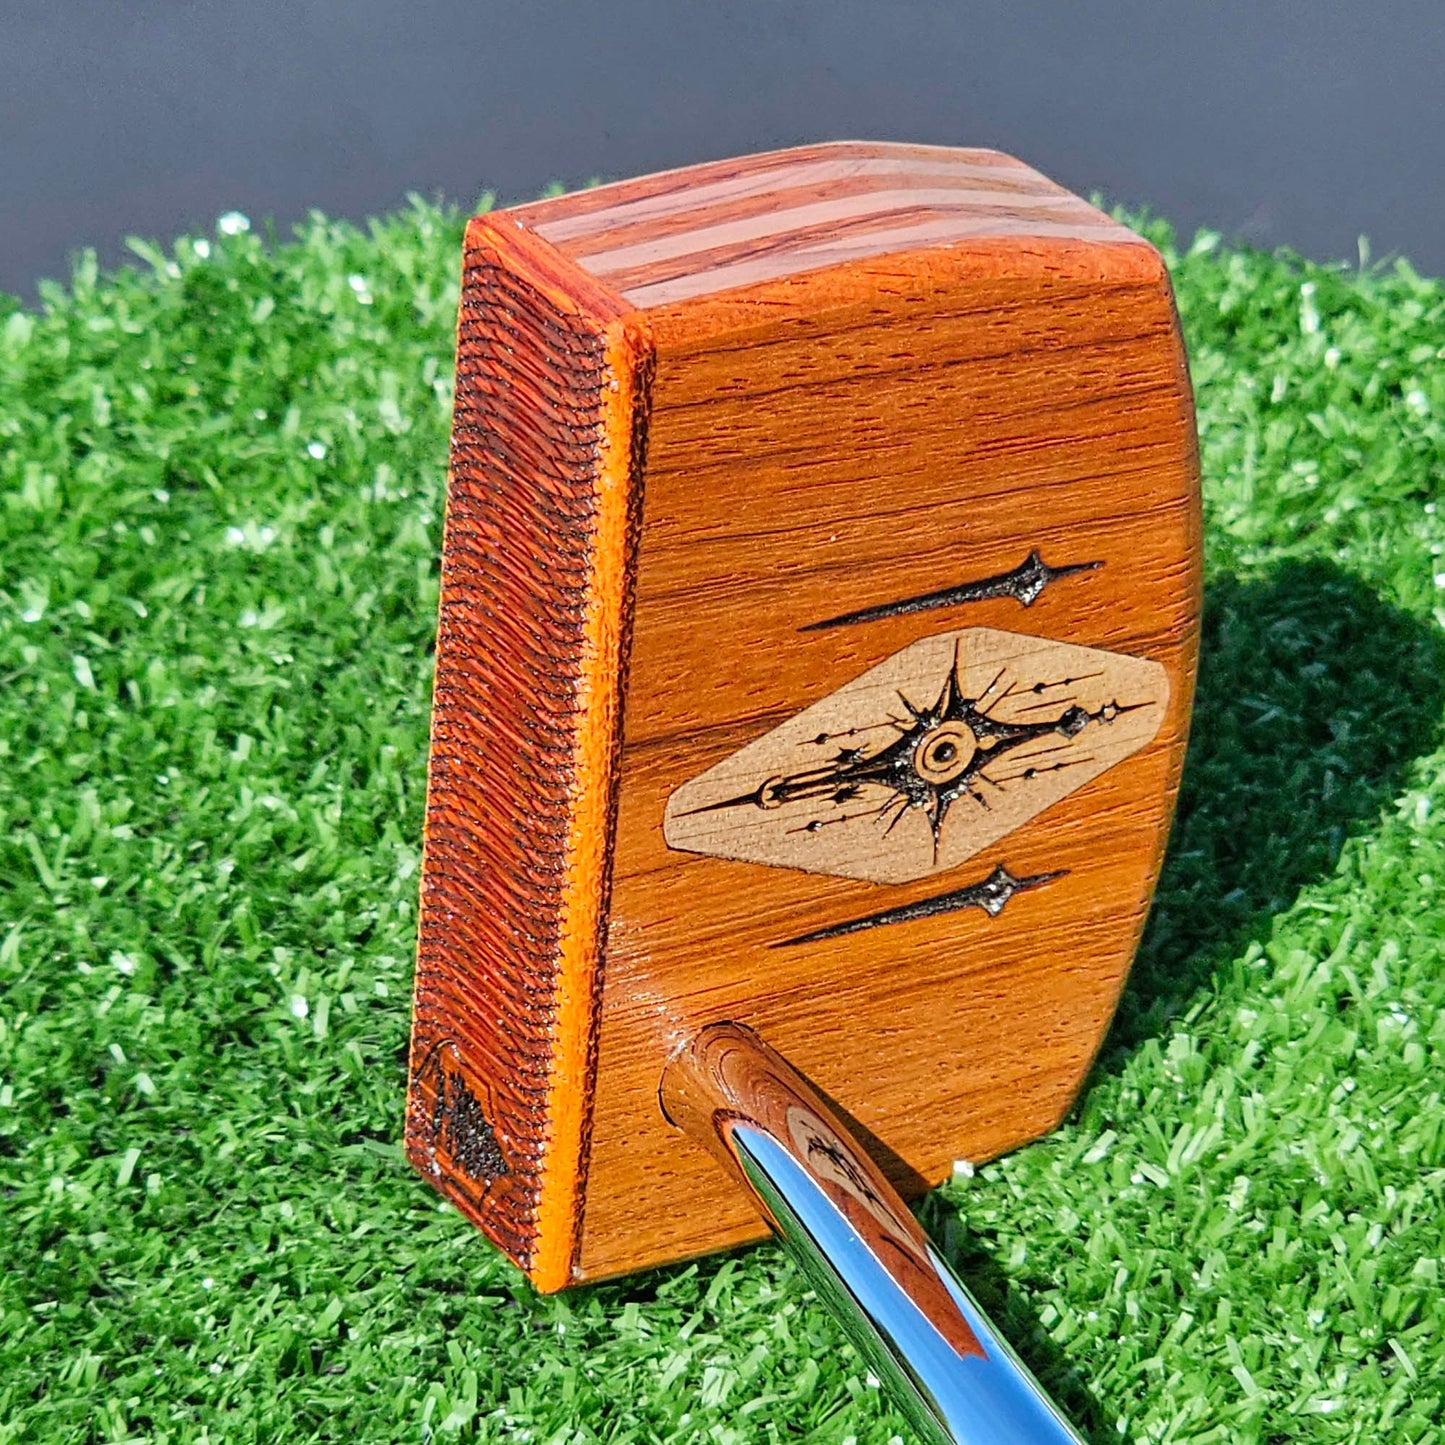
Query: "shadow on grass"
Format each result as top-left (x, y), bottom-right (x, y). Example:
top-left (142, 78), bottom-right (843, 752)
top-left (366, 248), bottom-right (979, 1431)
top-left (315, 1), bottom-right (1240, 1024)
top-left (1114, 556), bottom-right (1445, 1054)
top-left (928, 556), bottom-right (1445, 1439)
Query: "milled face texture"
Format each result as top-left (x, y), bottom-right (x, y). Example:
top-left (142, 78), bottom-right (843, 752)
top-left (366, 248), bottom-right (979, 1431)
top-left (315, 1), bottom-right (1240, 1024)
top-left (663, 626), bottom-right (1169, 886)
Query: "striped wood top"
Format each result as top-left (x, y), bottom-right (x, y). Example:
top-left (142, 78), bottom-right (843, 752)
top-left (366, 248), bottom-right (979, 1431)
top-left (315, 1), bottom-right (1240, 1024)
top-left (511, 141), bottom-right (1138, 308)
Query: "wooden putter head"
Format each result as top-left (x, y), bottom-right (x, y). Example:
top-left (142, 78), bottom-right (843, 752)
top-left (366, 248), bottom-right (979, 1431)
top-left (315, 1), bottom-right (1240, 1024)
top-left (406, 142), bottom-right (1200, 1442)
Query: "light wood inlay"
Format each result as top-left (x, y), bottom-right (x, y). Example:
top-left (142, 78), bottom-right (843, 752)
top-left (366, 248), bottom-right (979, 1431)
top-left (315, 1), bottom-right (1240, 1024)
top-left (664, 627), bottom-right (1168, 886)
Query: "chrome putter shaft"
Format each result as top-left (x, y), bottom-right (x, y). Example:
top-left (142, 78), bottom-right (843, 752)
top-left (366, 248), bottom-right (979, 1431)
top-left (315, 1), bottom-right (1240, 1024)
top-left (662, 1023), bottom-right (1086, 1445)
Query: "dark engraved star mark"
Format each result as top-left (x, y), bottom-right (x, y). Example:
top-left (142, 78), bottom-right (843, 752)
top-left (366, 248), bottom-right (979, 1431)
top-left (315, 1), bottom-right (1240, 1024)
top-left (802, 551), bottom-right (1102, 632)
top-left (775, 864), bottom-right (1067, 947)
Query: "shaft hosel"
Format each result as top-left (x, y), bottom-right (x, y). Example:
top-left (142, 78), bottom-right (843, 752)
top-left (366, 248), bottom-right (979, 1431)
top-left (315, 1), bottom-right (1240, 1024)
top-left (659, 1022), bottom-right (1086, 1445)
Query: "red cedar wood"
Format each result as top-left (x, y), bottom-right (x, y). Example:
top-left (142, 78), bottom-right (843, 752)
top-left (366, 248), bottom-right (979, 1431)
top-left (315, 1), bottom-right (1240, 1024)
top-left (405, 142), bottom-right (1201, 1289)
top-left (660, 1021), bottom-right (986, 1359)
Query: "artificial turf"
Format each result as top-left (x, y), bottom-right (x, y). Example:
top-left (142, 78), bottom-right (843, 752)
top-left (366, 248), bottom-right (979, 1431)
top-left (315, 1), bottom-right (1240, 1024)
top-left (2, 196), bottom-right (1443, 1445)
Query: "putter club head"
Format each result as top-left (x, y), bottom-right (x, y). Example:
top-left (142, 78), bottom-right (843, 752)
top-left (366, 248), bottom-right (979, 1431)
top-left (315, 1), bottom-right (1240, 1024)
top-left (405, 142), bottom-right (1200, 1313)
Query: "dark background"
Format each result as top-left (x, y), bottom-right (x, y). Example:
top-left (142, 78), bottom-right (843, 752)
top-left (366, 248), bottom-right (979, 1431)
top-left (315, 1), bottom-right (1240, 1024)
top-left (4, 1), bottom-right (1442, 302)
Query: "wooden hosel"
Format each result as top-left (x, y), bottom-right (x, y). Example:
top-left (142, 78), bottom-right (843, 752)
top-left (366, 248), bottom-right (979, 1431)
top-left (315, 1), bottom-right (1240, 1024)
top-left (406, 142), bottom-right (1201, 1444)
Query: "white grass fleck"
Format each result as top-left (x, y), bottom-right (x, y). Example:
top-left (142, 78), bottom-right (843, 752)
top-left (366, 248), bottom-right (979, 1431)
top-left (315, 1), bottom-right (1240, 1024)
top-left (1299, 281), bottom-right (1321, 334)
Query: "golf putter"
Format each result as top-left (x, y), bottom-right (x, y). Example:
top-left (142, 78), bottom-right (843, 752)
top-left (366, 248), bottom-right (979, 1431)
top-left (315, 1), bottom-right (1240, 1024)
top-left (406, 142), bottom-right (1200, 1444)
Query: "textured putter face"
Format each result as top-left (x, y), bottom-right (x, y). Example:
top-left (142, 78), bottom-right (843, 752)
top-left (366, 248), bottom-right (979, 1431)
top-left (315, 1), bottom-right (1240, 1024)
top-left (664, 626), bottom-right (1169, 885)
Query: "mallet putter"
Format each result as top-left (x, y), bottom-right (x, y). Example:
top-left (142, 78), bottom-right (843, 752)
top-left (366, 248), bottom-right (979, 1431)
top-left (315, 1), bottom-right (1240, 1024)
top-left (406, 142), bottom-right (1200, 1444)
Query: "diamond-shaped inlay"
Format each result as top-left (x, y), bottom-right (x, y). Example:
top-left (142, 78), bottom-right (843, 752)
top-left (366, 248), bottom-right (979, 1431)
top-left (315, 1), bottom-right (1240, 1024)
top-left (663, 627), bottom-right (1169, 885)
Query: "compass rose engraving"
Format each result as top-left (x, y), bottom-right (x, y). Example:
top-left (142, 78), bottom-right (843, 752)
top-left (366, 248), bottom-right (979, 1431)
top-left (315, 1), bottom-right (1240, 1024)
top-left (663, 627), bottom-right (1169, 885)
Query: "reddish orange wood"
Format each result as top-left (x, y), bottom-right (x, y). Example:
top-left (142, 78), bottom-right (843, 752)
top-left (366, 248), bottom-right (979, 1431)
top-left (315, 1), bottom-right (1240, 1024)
top-left (660, 1022), bottom-right (985, 1360)
top-left (406, 142), bottom-right (1200, 1289)
top-left (405, 221), bottom-right (651, 1286)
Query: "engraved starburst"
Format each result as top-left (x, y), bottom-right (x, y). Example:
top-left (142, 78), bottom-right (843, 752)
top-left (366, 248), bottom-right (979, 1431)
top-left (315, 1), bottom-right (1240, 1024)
top-left (681, 642), bottom-right (1145, 861)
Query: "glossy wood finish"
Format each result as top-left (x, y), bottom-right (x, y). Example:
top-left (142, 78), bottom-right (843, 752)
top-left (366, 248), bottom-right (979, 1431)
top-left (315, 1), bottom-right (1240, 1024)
top-left (661, 1021), bottom-right (985, 1361)
top-left (406, 142), bottom-right (1201, 1288)
top-left (515, 141), bottom-right (1141, 307)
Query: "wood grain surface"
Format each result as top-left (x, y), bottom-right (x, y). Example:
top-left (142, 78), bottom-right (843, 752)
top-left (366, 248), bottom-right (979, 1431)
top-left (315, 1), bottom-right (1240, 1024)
top-left (406, 142), bottom-right (1201, 1289)
top-left (514, 140), bottom-right (1141, 307)
top-left (660, 1021), bottom-right (985, 1361)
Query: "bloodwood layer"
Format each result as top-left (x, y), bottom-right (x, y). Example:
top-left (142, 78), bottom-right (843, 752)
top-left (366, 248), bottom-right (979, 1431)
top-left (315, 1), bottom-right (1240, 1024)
top-left (514, 140), bottom-right (1140, 307)
top-left (408, 143), bottom-right (1202, 1289)
top-left (405, 219), bottom-right (650, 1289)
top-left (660, 1022), bottom-right (985, 1360)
